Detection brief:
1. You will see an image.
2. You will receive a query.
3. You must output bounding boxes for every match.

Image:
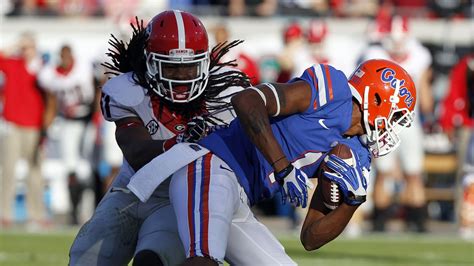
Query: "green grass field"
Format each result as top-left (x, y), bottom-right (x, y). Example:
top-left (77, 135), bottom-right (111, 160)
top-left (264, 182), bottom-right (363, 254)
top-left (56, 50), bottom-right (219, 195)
top-left (0, 231), bottom-right (473, 266)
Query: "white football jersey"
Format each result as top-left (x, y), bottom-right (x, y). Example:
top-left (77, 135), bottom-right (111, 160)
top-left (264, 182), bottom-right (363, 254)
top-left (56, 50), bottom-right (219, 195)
top-left (38, 61), bottom-right (95, 119)
top-left (100, 69), bottom-right (243, 182)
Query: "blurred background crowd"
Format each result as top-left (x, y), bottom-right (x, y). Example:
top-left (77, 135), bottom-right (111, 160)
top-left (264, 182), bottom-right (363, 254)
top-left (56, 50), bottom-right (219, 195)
top-left (0, 0), bottom-right (473, 240)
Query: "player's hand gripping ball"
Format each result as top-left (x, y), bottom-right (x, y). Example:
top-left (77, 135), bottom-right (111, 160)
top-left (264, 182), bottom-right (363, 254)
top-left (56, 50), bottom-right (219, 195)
top-left (317, 144), bottom-right (348, 209)
top-left (319, 143), bottom-right (368, 207)
top-left (317, 143), bottom-right (366, 209)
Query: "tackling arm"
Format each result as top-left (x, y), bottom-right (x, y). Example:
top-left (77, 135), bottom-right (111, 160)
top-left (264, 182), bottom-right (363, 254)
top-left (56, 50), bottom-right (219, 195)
top-left (300, 185), bottom-right (358, 251)
top-left (115, 117), bottom-right (169, 171)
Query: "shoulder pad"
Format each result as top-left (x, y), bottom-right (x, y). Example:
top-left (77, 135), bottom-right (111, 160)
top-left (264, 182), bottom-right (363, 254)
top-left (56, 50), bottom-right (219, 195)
top-left (102, 72), bottom-right (146, 107)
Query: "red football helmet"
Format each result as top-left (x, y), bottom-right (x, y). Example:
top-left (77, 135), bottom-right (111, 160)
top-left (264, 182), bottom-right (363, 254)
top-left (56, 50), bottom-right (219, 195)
top-left (349, 59), bottom-right (416, 157)
top-left (307, 19), bottom-right (327, 44)
top-left (145, 10), bottom-right (210, 103)
top-left (283, 22), bottom-right (303, 44)
top-left (381, 16), bottom-right (410, 60)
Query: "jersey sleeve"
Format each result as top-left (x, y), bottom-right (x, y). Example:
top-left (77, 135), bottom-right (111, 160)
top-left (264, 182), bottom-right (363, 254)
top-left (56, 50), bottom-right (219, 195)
top-left (100, 72), bottom-right (144, 122)
top-left (100, 91), bottom-right (137, 122)
top-left (290, 63), bottom-right (352, 114)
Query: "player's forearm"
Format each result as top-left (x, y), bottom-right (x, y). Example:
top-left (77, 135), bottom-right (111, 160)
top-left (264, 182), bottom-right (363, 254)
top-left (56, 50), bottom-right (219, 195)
top-left (116, 117), bottom-right (171, 171)
top-left (122, 139), bottom-right (168, 171)
top-left (231, 90), bottom-right (289, 171)
top-left (301, 203), bottom-right (358, 251)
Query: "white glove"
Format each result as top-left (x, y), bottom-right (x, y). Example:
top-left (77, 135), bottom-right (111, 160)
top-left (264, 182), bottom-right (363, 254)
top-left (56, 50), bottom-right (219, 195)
top-left (275, 163), bottom-right (314, 208)
top-left (323, 152), bottom-right (369, 206)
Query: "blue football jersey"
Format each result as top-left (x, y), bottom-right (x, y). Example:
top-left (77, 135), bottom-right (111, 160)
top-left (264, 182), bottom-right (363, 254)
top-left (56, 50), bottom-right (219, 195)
top-left (199, 64), bottom-right (371, 205)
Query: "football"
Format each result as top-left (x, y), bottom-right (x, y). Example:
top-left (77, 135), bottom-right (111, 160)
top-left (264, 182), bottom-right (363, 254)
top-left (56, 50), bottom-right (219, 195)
top-left (317, 143), bottom-right (354, 210)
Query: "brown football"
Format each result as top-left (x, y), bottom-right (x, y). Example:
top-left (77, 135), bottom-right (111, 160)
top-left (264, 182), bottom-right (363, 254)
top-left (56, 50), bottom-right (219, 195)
top-left (317, 143), bottom-right (354, 210)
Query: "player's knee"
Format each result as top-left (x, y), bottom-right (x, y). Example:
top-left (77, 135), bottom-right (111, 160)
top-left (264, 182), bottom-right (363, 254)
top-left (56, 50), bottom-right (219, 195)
top-left (404, 173), bottom-right (423, 182)
top-left (133, 250), bottom-right (163, 266)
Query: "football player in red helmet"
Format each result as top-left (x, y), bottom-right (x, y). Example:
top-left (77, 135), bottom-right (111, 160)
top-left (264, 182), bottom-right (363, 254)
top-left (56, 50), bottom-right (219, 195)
top-left (306, 19), bottom-right (329, 64)
top-left (360, 14), bottom-right (432, 232)
top-left (69, 10), bottom-right (249, 266)
top-left (131, 57), bottom-right (417, 264)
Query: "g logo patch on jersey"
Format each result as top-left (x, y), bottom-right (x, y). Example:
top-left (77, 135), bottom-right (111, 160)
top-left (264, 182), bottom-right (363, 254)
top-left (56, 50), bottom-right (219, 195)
top-left (146, 120), bottom-right (159, 135)
top-left (174, 124), bottom-right (186, 132)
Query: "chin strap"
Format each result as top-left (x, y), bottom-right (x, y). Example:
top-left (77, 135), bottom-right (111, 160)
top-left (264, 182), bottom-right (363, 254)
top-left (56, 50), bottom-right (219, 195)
top-left (362, 85), bottom-right (373, 141)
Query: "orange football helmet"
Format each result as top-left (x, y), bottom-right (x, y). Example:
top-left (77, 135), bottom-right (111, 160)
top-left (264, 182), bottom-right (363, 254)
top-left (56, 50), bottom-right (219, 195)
top-left (349, 59), bottom-right (416, 157)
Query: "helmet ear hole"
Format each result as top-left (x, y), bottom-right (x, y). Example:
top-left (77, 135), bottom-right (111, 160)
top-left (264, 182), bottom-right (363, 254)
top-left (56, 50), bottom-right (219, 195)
top-left (374, 93), bottom-right (382, 106)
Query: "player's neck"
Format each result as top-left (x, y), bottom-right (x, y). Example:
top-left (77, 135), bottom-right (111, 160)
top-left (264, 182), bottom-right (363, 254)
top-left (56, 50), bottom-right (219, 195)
top-left (343, 101), bottom-right (364, 137)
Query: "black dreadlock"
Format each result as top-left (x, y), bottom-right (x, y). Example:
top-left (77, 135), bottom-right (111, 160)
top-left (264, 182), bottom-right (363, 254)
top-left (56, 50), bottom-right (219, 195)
top-left (103, 17), bottom-right (250, 124)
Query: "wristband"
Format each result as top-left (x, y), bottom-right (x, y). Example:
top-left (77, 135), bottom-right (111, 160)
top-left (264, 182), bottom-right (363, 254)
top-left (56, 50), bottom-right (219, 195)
top-left (274, 164), bottom-right (294, 181)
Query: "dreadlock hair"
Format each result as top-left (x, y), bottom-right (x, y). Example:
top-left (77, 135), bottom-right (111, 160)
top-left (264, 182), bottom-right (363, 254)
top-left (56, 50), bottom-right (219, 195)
top-left (103, 17), bottom-right (250, 124)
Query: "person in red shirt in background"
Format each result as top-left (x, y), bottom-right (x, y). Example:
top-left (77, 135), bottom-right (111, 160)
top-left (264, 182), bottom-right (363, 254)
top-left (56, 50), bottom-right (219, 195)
top-left (0, 33), bottom-right (55, 229)
top-left (439, 54), bottom-right (474, 137)
top-left (439, 53), bottom-right (474, 238)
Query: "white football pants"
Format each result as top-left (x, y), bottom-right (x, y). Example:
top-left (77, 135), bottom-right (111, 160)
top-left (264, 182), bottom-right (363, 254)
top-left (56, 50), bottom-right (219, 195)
top-left (170, 153), bottom-right (296, 265)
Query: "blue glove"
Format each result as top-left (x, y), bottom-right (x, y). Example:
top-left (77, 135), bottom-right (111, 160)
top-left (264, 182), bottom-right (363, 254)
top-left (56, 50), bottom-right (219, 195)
top-left (275, 164), bottom-right (314, 208)
top-left (323, 152), bottom-right (369, 206)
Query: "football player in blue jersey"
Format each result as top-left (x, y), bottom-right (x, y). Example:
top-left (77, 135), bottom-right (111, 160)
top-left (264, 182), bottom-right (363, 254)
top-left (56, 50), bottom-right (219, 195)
top-left (127, 59), bottom-right (417, 265)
